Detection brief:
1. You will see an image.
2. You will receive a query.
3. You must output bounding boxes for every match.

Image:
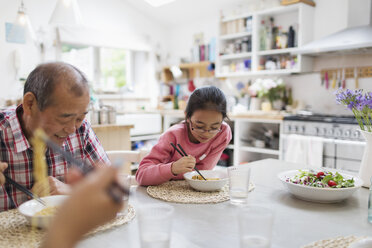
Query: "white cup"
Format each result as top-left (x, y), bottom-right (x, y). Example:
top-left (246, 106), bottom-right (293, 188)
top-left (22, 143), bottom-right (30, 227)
top-left (228, 166), bottom-right (251, 205)
top-left (239, 205), bottom-right (274, 248)
top-left (116, 173), bottom-right (130, 216)
top-left (138, 203), bottom-right (174, 248)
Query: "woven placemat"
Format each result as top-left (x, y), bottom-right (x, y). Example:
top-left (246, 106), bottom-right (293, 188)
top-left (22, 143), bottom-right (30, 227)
top-left (147, 180), bottom-right (255, 204)
top-left (0, 205), bottom-right (135, 248)
top-left (302, 236), bottom-right (367, 248)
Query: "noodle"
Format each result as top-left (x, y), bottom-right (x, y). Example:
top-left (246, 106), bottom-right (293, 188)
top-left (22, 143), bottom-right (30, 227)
top-left (192, 175), bottom-right (219, 181)
top-left (30, 129), bottom-right (51, 228)
top-left (31, 129), bottom-right (50, 197)
top-left (34, 206), bottom-right (58, 217)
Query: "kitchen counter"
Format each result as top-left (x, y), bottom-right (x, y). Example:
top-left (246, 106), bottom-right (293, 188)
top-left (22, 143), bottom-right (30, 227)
top-left (229, 110), bottom-right (285, 120)
top-left (119, 109), bottom-right (286, 120)
top-left (77, 159), bottom-right (371, 248)
top-left (92, 124), bottom-right (134, 151)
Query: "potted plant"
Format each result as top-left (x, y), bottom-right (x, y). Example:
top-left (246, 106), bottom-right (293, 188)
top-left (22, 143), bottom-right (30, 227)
top-left (336, 88), bottom-right (372, 188)
top-left (249, 78), bottom-right (285, 111)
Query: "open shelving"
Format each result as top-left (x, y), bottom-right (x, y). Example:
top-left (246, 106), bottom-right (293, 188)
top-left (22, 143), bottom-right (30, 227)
top-left (216, 3), bottom-right (314, 78)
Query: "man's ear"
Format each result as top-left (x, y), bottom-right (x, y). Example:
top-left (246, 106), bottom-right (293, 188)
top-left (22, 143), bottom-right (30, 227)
top-left (22, 92), bottom-right (38, 116)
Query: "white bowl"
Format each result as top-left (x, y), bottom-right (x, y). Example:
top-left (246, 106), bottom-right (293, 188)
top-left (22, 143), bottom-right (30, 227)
top-left (184, 170), bottom-right (228, 192)
top-left (277, 169), bottom-right (363, 203)
top-left (18, 195), bottom-right (68, 229)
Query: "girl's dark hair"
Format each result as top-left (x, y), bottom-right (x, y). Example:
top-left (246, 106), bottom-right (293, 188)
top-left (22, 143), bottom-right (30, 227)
top-left (185, 86), bottom-right (228, 120)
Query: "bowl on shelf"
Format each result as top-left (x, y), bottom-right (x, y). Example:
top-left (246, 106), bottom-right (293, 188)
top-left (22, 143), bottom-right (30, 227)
top-left (184, 170), bottom-right (228, 192)
top-left (277, 169), bottom-right (363, 203)
top-left (18, 195), bottom-right (68, 229)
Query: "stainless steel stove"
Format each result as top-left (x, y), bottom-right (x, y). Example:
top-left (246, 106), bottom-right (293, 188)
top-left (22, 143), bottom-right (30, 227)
top-left (282, 114), bottom-right (365, 173)
top-left (283, 114), bottom-right (363, 141)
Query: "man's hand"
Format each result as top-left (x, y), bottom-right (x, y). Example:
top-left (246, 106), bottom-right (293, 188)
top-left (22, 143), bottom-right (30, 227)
top-left (31, 176), bottom-right (71, 196)
top-left (41, 167), bottom-right (124, 248)
top-left (48, 176), bottom-right (71, 195)
top-left (0, 162), bottom-right (8, 185)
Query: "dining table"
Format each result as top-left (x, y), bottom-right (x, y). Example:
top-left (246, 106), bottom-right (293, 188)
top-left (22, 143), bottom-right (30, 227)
top-left (76, 158), bottom-right (372, 248)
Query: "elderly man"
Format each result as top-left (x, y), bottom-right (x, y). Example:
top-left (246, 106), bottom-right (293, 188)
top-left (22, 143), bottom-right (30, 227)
top-left (0, 62), bottom-right (109, 211)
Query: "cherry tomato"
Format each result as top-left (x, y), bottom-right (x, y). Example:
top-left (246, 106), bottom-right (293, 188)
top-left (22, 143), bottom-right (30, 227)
top-left (328, 180), bottom-right (337, 187)
top-left (316, 172), bottom-right (325, 178)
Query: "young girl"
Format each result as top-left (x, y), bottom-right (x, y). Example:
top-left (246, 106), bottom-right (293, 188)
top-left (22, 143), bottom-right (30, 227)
top-left (136, 86), bottom-right (232, 186)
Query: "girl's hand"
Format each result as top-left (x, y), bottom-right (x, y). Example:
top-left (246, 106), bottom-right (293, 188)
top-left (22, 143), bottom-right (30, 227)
top-left (171, 155), bottom-right (196, 175)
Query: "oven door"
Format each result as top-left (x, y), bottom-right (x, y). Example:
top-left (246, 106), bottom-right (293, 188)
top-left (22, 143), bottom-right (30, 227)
top-left (281, 135), bottom-right (365, 173)
top-left (323, 139), bottom-right (365, 173)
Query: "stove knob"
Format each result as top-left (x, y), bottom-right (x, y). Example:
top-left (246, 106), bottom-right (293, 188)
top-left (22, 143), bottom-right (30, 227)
top-left (287, 125), bottom-right (292, 132)
top-left (301, 126), bottom-right (306, 133)
top-left (314, 127), bottom-right (319, 134)
top-left (353, 130), bottom-right (360, 139)
top-left (294, 126), bottom-right (298, 132)
top-left (327, 129), bottom-right (334, 136)
top-left (334, 129), bottom-right (341, 137)
top-left (317, 128), bottom-right (324, 136)
top-left (344, 130), bottom-right (351, 138)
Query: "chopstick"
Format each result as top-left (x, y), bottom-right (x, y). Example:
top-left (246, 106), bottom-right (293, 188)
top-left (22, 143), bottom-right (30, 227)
top-left (42, 137), bottom-right (93, 175)
top-left (4, 174), bottom-right (46, 206)
top-left (170, 142), bottom-right (207, 181)
top-left (38, 132), bottom-right (130, 202)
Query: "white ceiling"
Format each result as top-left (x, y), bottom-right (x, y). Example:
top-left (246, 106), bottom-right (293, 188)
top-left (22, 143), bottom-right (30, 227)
top-left (125, 0), bottom-right (245, 28)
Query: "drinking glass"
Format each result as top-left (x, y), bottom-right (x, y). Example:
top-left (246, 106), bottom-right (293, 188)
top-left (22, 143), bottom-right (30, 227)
top-left (228, 166), bottom-right (251, 205)
top-left (138, 203), bottom-right (174, 248)
top-left (116, 173), bottom-right (130, 216)
top-left (239, 205), bottom-right (274, 248)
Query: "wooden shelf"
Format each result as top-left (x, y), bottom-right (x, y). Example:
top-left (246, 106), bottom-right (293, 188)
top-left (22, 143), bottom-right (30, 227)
top-left (220, 32), bottom-right (252, 40)
top-left (219, 52), bottom-right (252, 60)
top-left (161, 61), bottom-right (213, 84)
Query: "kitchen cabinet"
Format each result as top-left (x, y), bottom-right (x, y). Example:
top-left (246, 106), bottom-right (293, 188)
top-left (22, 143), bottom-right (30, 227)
top-left (216, 3), bottom-right (314, 77)
top-left (161, 61), bottom-right (213, 84)
top-left (231, 114), bottom-right (283, 166)
top-left (92, 124), bottom-right (133, 151)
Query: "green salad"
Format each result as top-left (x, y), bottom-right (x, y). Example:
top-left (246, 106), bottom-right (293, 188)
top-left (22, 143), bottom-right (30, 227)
top-left (287, 170), bottom-right (355, 188)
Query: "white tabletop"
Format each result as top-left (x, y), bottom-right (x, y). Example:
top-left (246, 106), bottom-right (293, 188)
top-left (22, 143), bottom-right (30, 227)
top-left (77, 159), bottom-right (372, 248)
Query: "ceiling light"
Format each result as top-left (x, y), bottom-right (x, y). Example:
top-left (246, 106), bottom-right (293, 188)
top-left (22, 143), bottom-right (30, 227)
top-left (15, 0), bottom-right (36, 41)
top-left (49, 0), bottom-right (82, 26)
top-left (144, 0), bottom-right (175, 7)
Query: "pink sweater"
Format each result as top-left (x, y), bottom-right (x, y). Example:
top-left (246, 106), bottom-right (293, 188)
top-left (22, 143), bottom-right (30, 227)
top-left (135, 122), bottom-right (232, 186)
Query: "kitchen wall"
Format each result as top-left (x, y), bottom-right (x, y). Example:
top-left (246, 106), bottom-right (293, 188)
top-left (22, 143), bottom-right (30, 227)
top-left (0, 0), bottom-right (168, 103)
top-left (166, 0), bottom-right (372, 115)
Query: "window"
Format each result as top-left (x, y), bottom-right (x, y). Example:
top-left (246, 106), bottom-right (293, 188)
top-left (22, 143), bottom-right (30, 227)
top-left (61, 44), bottom-right (130, 93)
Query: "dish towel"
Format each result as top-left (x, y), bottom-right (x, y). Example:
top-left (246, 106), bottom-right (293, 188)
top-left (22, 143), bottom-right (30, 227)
top-left (283, 134), bottom-right (324, 168)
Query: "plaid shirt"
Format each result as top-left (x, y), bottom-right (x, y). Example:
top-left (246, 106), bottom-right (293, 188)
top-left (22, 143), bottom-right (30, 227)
top-left (0, 105), bottom-right (109, 211)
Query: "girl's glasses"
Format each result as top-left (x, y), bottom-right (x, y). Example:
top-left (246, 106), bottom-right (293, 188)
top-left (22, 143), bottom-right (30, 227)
top-left (189, 120), bottom-right (222, 134)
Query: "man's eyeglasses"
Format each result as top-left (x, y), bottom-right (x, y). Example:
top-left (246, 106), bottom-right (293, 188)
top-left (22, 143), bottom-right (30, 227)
top-left (189, 120), bottom-right (222, 134)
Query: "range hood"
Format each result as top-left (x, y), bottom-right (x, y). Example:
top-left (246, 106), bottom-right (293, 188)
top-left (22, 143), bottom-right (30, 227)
top-left (297, 1), bottom-right (372, 55)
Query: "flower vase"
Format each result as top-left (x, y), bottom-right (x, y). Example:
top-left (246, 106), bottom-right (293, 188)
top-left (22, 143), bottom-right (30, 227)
top-left (359, 130), bottom-right (372, 188)
top-left (249, 97), bottom-right (261, 111)
top-left (261, 101), bottom-right (272, 112)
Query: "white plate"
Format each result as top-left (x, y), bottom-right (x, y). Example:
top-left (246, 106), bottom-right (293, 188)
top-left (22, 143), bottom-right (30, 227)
top-left (277, 169), bottom-right (363, 203)
top-left (184, 170), bottom-right (228, 192)
top-left (18, 195), bottom-right (68, 229)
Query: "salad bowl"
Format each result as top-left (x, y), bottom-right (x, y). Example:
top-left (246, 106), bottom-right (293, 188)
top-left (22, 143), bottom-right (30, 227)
top-left (278, 169), bottom-right (363, 203)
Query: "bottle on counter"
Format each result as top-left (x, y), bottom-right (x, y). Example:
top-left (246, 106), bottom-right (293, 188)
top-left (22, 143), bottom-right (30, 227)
top-left (287, 88), bottom-right (293, 106)
top-left (259, 20), bottom-right (267, 51)
top-left (288, 26), bottom-right (295, 48)
top-left (245, 16), bottom-right (252, 33)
